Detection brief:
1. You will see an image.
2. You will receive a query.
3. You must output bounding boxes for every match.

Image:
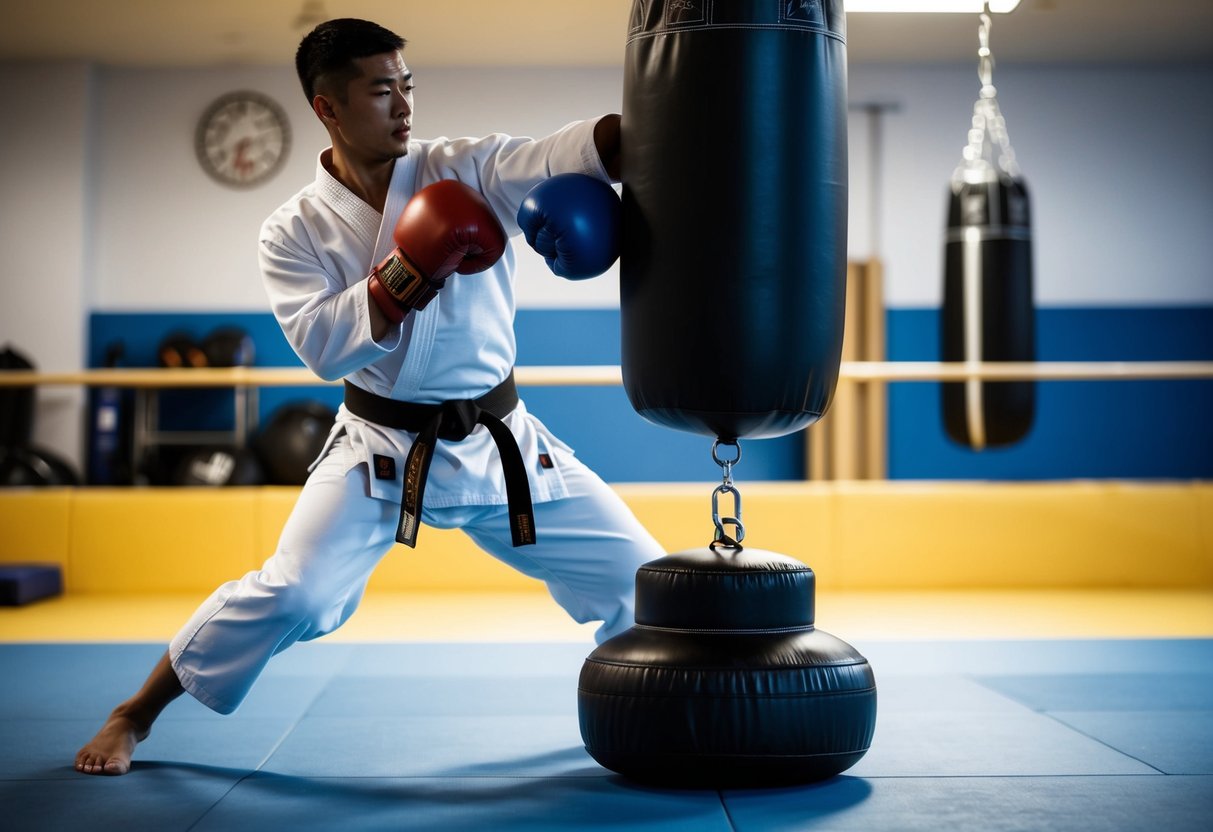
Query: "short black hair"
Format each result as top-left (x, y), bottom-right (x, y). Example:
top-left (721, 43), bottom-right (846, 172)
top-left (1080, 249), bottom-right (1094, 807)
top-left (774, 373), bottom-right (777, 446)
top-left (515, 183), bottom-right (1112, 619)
top-left (295, 18), bottom-right (406, 102)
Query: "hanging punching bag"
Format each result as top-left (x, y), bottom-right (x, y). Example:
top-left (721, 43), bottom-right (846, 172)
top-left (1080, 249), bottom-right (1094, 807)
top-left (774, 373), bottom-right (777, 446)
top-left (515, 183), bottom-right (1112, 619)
top-left (588, 0), bottom-right (872, 790)
top-left (621, 0), bottom-right (849, 441)
top-left (941, 13), bottom-right (1035, 450)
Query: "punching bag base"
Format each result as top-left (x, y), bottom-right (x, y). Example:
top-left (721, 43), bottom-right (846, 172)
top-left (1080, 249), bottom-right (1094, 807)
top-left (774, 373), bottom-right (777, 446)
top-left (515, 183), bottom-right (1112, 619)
top-left (585, 750), bottom-right (869, 789)
top-left (578, 547), bottom-right (876, 789)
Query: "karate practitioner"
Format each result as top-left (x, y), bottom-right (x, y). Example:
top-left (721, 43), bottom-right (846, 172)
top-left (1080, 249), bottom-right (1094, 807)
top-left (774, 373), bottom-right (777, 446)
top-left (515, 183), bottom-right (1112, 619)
top-left (76, 17), bottom-right (663, 775)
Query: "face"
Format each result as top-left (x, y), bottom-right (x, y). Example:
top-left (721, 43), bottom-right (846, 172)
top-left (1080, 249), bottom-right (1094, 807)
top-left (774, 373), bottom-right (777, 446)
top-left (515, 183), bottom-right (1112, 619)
top-left (318, 51), bottom-right (414, 162)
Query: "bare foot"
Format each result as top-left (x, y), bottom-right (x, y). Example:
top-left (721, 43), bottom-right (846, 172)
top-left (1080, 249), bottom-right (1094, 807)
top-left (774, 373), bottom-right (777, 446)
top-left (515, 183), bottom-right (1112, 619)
top-left (75, 651), bottom-right (183, 775)
top-left (75, 710), bottom-right (151, 775)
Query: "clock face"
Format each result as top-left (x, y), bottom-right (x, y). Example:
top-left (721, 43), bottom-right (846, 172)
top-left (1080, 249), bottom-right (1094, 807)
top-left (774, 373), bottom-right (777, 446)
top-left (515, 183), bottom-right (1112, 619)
top-left (195, 91), bottom-right (291, 188)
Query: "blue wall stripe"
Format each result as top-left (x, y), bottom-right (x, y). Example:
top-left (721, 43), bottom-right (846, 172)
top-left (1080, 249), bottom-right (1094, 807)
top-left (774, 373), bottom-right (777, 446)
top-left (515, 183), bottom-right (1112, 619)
top-left (891, 306), bottom-right (1213, 362)
top-left (514, 309), bottom-right (620, 365)
top-left (516, 308), bottom-right (804, 481)
top-left (87, 309), bottom-right (801, 483)
top-left (887, 306), bottom-right (1213, 480)
top-left (88, 312), bottom-right (342, 435)
top-left (89, 306), bottom-right (1212, 482)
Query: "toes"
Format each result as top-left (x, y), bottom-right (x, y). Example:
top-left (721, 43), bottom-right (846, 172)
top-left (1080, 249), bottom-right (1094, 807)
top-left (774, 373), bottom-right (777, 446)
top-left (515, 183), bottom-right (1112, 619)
top-left (76, 752), bottom-right (110, 775)
top-left (103, 758), bottom-right (129, 775)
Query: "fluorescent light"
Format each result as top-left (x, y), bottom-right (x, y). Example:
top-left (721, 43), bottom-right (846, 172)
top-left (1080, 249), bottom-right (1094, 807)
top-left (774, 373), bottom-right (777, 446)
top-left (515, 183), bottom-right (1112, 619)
top-left (848, 1), bottom-right (1021, 12)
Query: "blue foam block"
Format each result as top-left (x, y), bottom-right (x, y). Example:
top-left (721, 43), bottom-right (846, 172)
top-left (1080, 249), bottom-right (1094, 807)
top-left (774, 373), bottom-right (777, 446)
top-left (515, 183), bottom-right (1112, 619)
top-left (0, 563), bottom-right (62, 605)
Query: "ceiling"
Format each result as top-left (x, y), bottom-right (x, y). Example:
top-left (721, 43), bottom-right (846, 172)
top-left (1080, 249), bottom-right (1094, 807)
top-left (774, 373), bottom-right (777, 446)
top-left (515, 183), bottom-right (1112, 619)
top-left (0, 0), bottom-right (1210, 67)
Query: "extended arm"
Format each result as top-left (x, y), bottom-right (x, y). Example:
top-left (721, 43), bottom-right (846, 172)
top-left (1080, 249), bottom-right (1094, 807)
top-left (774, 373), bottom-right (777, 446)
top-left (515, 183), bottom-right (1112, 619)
top-left (593, 114), bottom-right (622, 182)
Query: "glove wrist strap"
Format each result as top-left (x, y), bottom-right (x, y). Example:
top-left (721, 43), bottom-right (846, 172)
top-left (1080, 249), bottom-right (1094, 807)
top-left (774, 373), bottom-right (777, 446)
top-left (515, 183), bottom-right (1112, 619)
top-left (372, 249), bottom-right (442, 311)
top-left (367, 274), bottom-right (406, 324)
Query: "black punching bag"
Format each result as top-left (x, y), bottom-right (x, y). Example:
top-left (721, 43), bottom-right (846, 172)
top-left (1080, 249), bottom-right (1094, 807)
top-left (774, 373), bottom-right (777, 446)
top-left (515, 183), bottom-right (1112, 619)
top-left (579, 547), bottom-right (877, 786)
top-left (621, 0), bottom-right (849, 441)
top-left (941, 14), bottom-right (1035, 450)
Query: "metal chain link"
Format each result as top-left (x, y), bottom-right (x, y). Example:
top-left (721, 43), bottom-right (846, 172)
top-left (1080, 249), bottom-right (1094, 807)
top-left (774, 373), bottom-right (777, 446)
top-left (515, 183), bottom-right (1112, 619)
top-left (960, 6), bottom-right (1020, 179)
top-left (710, 440), bottom-right (745, 548)
top-left (978, 10), bottom-right (996, 99)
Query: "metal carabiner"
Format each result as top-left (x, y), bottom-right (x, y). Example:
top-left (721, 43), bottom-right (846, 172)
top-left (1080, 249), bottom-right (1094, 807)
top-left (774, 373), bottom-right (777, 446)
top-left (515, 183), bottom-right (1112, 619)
top-left (711, 439), bottom-right (742, 470)
top-left (711, 483), bottom-right (745, 546)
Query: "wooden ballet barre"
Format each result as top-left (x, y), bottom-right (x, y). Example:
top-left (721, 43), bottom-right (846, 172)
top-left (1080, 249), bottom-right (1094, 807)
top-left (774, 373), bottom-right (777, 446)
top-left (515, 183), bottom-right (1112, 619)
top-left (0, 367), bottom-right (333, 388)
top-left (0, 361), bottom-right (1211, 388)
top-left (521, 362), bottom-right (1213, 384)
top-left (837, 361), bottom-right (1213, 382)
top-left (0, 366), bottom-right (626, 388)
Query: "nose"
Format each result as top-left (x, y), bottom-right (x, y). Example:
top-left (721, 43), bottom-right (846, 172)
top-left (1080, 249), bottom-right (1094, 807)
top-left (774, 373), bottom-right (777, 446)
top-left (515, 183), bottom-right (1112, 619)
top-left (393, 87), bottom-right (412, 118)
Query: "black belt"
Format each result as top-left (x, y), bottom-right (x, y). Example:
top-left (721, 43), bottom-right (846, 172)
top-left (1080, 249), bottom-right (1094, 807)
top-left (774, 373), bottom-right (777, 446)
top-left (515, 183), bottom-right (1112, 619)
top-left (342, 371), bottom-right (535, 548)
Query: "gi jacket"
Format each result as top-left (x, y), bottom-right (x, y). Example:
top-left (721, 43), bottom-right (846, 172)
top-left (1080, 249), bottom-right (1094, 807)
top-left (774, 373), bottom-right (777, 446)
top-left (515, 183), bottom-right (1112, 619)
top-left (258, 118), bottom-right (609, 509)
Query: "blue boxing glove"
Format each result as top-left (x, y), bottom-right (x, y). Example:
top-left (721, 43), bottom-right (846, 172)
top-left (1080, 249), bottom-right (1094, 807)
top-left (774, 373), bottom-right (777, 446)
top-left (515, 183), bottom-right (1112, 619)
top-left (517, 173), bottom-right (621, 280)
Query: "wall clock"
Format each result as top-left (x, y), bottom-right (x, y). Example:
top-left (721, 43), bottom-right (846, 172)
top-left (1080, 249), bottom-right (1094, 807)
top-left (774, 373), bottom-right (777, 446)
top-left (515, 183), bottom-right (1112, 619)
top-left (195, 91), bottom-right (291, 188)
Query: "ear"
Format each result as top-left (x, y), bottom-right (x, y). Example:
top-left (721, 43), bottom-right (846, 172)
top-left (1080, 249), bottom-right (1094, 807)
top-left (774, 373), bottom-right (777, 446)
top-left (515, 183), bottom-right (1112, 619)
top-left (312, 94), bottom-right (338, 125)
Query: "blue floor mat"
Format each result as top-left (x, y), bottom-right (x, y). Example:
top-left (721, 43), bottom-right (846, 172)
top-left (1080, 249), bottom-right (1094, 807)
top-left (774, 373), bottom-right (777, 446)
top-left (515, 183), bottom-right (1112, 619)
top-left (722, 775), bottom-right (1213, 832)
top-left (191, 773), bottom-right (735, 832)
top-left (2, 640), bottom-right (1210, 831)
top-left (1047, 710), bottom-right (1213, 774)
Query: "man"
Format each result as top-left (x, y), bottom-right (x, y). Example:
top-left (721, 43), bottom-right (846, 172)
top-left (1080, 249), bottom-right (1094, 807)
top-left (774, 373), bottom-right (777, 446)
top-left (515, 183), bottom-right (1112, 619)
top-left (76, 17), bottom-right (661, 775)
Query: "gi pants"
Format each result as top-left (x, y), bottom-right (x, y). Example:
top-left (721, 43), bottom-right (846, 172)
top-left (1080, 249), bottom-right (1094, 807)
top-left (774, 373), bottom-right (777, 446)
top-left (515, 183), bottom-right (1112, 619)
top-left (169, 433), bottom-right (663, 714)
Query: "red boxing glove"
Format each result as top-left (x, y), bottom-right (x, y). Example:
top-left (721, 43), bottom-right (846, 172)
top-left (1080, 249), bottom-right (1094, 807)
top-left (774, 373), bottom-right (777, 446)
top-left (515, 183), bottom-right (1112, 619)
top-left (368, 180), bottom-right (507, 317)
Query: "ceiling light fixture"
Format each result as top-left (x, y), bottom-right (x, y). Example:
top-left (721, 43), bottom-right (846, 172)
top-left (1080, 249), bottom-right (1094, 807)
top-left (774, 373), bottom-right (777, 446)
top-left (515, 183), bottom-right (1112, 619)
top-left (848, 1), bottom-right (1021, 12)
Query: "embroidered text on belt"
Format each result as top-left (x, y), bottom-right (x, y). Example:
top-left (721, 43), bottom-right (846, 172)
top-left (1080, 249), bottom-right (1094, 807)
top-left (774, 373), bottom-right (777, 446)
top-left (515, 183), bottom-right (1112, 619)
top-left (342, 372), bottom-right (536, 548)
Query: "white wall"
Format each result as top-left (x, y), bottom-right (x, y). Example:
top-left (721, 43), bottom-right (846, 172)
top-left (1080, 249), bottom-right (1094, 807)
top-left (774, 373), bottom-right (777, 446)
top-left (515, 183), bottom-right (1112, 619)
top-left (850, 63), bottom-right (1213, 307)
top-left (91, 66), bottom-right (627, 312)
top-left (91, 66), bottom-right (324, 312)
top-left (0, 62), bottom-right (92, 468)
top-left (3, 56), bottom-right (1211, 468)
top-left (87, 61), bottom-right (1213, 313)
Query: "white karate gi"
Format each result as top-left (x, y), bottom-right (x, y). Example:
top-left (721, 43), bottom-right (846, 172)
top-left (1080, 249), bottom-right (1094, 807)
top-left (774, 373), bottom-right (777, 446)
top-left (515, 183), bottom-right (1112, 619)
top-left (169, 119), bottom-right (664, 714)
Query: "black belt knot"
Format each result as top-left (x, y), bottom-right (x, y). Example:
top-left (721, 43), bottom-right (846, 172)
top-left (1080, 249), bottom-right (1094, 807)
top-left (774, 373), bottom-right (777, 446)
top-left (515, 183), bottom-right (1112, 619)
top-left (435, 399), bottom-right (483, 442)
top-left (342, 372), bottom-right (536, 548)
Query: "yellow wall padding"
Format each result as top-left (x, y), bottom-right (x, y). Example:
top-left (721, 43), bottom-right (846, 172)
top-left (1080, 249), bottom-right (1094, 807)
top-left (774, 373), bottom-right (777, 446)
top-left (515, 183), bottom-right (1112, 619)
top-left (254, 488), bottom-right (535, 594)
top-left (1, 481), bottom-right (1209, 594)
top-left (823, 481), bottom-right (1212, 590)
top-left (68, 489), bottom-right (260, 593)
top-left (0, 488), bottom-right (71, 572)
top-left (616, 481), bottom-right (1213, 590)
